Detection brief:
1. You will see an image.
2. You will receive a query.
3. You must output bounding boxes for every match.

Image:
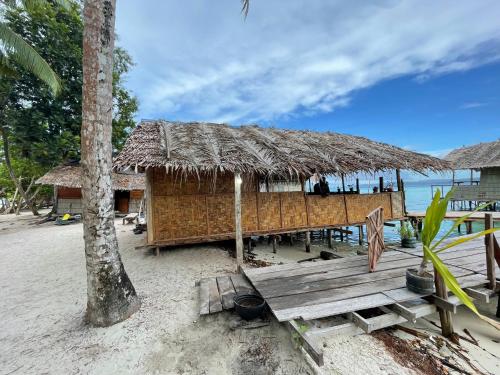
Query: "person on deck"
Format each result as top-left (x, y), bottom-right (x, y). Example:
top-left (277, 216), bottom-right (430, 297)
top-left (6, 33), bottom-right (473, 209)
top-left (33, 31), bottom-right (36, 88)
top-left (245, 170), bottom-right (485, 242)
top-left (319, 176), bottom-right (330, 197)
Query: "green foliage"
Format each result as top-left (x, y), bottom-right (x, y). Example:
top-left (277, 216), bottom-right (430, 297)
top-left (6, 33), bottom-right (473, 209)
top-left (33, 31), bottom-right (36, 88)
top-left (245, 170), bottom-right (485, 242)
top-left (398, 221), bottom-right (414, 240)
top-left (0, 0), bottom-right (70, 95)
top-left (0, 0), bottom-right (138, 199)
top-left (420, 189), bottom-right (499, 316)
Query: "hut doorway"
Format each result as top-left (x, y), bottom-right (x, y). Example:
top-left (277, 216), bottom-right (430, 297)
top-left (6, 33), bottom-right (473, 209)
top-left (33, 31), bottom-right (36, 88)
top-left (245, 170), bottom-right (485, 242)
top-left (115, 190), bottom-right (130, 213)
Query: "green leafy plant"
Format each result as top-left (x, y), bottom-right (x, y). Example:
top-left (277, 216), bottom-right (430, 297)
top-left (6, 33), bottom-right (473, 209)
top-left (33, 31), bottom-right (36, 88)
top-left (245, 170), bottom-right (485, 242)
top-left (398, 222), bottom-right (415, 240)
top-left (419, 189), bottom-right (500, 329)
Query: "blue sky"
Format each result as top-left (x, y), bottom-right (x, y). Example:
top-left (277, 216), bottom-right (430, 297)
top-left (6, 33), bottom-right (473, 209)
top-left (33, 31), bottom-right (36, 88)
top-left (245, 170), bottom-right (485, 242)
top-left (115, 0), bottom-right (500, 158)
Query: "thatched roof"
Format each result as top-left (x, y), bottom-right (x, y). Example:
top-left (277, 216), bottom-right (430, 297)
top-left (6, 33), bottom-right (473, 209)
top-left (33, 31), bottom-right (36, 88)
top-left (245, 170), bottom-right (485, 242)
top-left (113, 120), bottom-right (449, 177)
top-left (36, 165), bottom-right (145, 191)
top-left (444, 140), bottom-right (500, 170)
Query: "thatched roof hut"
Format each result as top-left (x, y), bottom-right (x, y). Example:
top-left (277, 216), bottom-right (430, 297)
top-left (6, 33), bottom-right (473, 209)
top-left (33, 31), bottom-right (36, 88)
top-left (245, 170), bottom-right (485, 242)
top-left (36, 164), bottom-right (145, 191)
top-left (113, 120), bottom-right (449, 177)
top-left (444, 140), bottom-right (500, 170)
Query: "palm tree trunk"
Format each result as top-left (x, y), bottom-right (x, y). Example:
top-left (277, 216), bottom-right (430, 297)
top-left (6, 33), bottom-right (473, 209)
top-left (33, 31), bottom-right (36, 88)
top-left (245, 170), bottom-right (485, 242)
top-left (1, 126), bottom-right (39, 216)
top-left (81, 0), bottom-right (140, 326)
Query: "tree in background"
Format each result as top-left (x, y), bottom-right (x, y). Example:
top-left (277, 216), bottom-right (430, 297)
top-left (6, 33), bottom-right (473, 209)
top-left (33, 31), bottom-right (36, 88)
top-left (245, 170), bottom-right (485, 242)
top-left (81, 0), bottom-right (140, 326)
top-left (0, 1), bottom-right (138, 214)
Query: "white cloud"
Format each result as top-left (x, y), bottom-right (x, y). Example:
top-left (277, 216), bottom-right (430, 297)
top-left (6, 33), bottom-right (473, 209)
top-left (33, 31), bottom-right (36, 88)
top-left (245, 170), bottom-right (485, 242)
top-left (115, 0), bottom-right (500, 123)
top-left (460, 102), bottom-right (488, 109)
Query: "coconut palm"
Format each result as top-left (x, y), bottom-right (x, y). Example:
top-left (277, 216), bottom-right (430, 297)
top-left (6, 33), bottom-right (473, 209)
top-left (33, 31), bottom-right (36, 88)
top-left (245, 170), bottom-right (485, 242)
top-left (0, 0), bottom-right (70, 94)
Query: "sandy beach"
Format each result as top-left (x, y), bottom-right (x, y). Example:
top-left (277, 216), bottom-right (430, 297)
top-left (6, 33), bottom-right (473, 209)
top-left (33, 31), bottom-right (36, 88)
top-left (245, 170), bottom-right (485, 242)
top-left (0, 211), bottom-right (498, 375)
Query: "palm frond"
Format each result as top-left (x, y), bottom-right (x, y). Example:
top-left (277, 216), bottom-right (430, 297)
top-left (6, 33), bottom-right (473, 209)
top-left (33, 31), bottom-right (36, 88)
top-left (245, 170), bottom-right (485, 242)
top-left (21, 0), bottom-right (71, 12)
top-left (0, 22), bottom-right (61, 95)
top-left (241, 0), bottom-right (249, 18)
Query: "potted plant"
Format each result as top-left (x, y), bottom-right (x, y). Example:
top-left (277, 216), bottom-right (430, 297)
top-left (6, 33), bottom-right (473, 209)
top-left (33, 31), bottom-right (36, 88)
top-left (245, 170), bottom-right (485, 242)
top-left (398, 222), bottom-right (416, 248)
top-left (406, 189), bottom-right (500, 329)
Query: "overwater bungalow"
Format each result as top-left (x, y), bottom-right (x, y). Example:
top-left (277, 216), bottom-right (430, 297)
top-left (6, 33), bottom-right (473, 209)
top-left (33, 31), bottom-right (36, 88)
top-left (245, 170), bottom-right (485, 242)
top-left (113, 120), bottom-right (448, 248)
top-left (444, 140), bottom-right (500, 211)
top-left (36, 163), bottom-right (145, 214)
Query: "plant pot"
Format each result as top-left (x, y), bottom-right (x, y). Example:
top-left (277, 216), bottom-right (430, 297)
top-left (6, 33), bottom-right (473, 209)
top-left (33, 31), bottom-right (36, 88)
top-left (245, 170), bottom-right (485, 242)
top-left (406, 268), bottom-right (434, 294)
top-left (234, 294), bottom-right (266, 320)
top-left (401, 238), bottom-right (417, 248)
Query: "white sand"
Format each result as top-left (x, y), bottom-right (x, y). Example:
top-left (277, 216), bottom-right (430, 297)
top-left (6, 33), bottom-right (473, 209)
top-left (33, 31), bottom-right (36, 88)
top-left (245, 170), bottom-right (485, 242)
top-left (0, 211), bottom-right (497, 375)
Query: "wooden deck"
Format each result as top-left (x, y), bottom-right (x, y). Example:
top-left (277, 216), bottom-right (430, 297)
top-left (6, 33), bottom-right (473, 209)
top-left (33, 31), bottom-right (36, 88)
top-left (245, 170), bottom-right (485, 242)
top-left (407, 210), bottom-right (500, 222)
top-left (198, 274), bottom-right (254, 315)
top-left (242, 236), bottom-right (498, 323)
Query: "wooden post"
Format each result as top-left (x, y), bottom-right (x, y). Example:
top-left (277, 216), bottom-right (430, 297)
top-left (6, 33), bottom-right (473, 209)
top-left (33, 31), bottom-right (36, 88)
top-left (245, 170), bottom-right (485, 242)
top-left (355, 178), bottom-right (360, 194)
top-left (327, 229), bottom-right (333, 248)
top-left (358, 225), bottom-right (364, 245)
top-left (305, 231), bottom-right (311, 253)
top-left (272, 235), bottom-right (278, 254)
top-left (434, 267), bottom-right (454, 337)
top-left (396, 169), bottom-right (402, 191)
top-left (485, 213), bottom-right (496, 290)
top-left (379, 176), bottom-right (384, 193)
top-left (465, 221), bottom-right (472, 235)
top-left (234, 173), bottom-right (243, 266)
top-left (341, 174), bottom-right (346, 193)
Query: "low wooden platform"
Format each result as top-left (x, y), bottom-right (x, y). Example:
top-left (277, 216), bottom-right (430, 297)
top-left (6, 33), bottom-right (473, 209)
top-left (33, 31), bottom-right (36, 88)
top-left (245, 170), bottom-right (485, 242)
top-left (198, 274), bottom-right (255, 315)
top-left (242, 235), bottom-right (498, 365)
top-left (407, 210), bottom-right (500, 222)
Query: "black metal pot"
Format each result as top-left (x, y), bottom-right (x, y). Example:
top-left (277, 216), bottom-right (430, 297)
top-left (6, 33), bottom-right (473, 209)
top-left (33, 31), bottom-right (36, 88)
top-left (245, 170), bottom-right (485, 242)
top-left (234, 294), bottom-right (266, 320)
top-left (401, 238), bottom-right (417, 248)
top-left (406, 268), bottom-right (434, 294)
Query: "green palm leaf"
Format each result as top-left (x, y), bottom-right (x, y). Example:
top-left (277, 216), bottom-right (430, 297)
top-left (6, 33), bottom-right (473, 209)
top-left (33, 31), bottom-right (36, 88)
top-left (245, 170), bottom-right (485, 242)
top-left (21, 0), bottom-right (71, 12)
top-left (0, 22), bottom-right (60, 94)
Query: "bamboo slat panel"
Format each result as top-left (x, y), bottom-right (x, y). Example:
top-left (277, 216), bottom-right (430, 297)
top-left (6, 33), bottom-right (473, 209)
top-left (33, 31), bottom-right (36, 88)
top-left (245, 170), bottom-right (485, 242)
top-left (280, 192), bottom-right (308, 228)
top-left (57, 187), bottom-right (82, 198)
top-left (390, 192), bottom-right (404, 218)
top-left (306, 195), bottom-right (347, 227)
top-left (130, 189), bottom-right (144, 199)
top-left (242, 193), bottom-right (259, 232)
top-left (258, 193), bottom-right (282, 231)
top-left (207, 194), bottom-right (234, 235)
top-left (345, 193), bottom-right (392, 223)
top-left (154, 195), bottom-right (207, 240)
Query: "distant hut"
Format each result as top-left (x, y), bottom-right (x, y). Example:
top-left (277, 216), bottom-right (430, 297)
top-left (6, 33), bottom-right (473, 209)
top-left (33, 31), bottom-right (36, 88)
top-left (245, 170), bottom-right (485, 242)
top-left (444, 140), bottom-right (500, 209)
top-left (36, 163), bottom-right (145, 214)
top-left (113, 120), bottom-right (448, 248)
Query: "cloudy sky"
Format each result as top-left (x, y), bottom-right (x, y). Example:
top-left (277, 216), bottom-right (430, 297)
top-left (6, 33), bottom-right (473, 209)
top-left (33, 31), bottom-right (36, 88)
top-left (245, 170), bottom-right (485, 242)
top-left (115, 0), bottom-right (500, 156)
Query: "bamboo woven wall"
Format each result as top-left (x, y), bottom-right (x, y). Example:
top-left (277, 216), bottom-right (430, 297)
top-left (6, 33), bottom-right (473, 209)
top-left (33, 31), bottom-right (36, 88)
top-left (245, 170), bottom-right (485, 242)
top-left (149, 169), bottom-right (405, 245)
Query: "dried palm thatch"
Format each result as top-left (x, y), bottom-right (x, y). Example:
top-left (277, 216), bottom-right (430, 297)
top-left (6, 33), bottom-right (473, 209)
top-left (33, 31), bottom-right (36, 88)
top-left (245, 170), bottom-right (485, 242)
top-left (113, 120), bottom-right (450, 178)
top-left (36, 164), bottom-right (145, 191)
top-left (444, 140), bottom-right (500, 169)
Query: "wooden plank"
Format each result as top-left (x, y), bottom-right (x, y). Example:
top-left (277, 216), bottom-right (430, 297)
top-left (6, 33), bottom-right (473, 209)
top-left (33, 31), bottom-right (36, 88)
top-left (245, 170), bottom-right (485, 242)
top-left (199, 278), bottom-right (210, 315)
top-left (216, 276), bottom-right (236, 310)
top-left (254, 264), bottom-right (470, 299)
top-left (231, 274), bottom-right (254, 294)
top-left (207, 278), bottom-right (223, 313)
top-left (464, 286), bottom-right (496, 303)
top-left (287, 320), bottom-right (324, 366)
top-left (432, 295), bottom-right (457, 314)
top-left (364, 311), bottom-right (407, 333)
top-left (387, 303), bottom-right (417, 323)
top-left (485, 213), bottom-right (496, 290)
top-left (350, 312), bottom-right (370, 333)
top-left (273, 293), bottom-right (395, 322)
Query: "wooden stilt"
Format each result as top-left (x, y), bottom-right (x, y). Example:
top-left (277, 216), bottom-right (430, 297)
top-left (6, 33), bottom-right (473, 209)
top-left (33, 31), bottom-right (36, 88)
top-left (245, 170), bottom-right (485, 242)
top-left (355, 178), bottom-right (360, 194)
top-left (341, 174), bottom-right (346, 193)
top-left (485, 213), bottom-right (496, 290)
top-left (272, 235), bottom-right (278, 254)
top-left (434, 267), bottom-right (454, 337)
top-left (305, 231), bottom-right (311, 253)
top-left (379, 176), bottom-right (384, 192)
top-left (327, 229), bottom-right (333, 248)
top-left (465, 221), bottom-right (472, 235)
top-left (289, 234), bottom-right (294, 246)
top-left (246, 238), bottom-right (252, 254)
top-left (396, 169), bottom-right (402, 191)
top-left (155, 246), bottom-right (160, 257)
top-left (234, 173), bottom-right (243, 266)
top-left (358, 225), bottom-right (364, 245)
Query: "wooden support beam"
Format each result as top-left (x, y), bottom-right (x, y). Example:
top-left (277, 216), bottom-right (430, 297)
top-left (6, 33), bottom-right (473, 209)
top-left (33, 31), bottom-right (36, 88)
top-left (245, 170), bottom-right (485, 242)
top-left (341, 173), bottom-right (346, 193)
top-left (272, 235), bottom-right (278, 254)
top-left (305, 231), bottom-right (311, 253)
top-left (434, 268), bottom-right (454, 337)
top-left (396, 169), bottom-right (402, 192)
top-left (465, 221), bottom-right (472, 235)
top-left (327, 229), bottom-right (333, 248)
top-left (383, 222), bottom-right (396, 227)
top-left (464, 287), bottom-right (494, 303)
top-left (379, 176), bottom-right (384, 193)
top-left (356, 178), bottom-right (360, 194)
top-left (358, 225), bottom-right (364, 245)
top-left (287, 320), bottom-right (324, 366)
top-left (334, 228), bottom-right (353, 235)
top-left (234, 173), bottom-right (243, 266)
top-left (349, 312), bottom-right (370, 333)
top-left (155, 246), bottom-right (160, 257)
top-left (485, 213), bottom-right (496, 290)
top-left (432, 295), bottom-right (458, 314)
top-left (387, 303), bottom-right (417, 323)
